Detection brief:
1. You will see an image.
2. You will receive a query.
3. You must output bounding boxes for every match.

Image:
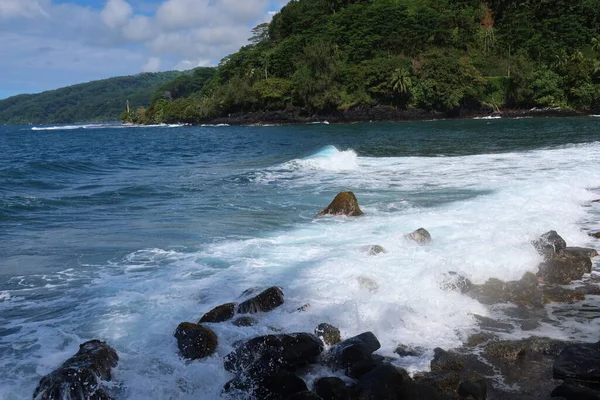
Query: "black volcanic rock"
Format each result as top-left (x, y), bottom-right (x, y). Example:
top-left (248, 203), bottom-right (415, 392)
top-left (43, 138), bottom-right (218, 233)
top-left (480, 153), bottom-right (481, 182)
top-left (237, 286), bottom-right (285, 314)
top-left (325, 332), bottom-right (381, 369)
top-left (174, 322), bottom-right (218, 360)
top-left (199, 302), bottom-right (236, 323)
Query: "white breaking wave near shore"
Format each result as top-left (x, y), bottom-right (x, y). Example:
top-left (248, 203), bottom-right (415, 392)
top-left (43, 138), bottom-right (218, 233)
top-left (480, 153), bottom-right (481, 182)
top-left (31, 123), bottom-right (184, 131)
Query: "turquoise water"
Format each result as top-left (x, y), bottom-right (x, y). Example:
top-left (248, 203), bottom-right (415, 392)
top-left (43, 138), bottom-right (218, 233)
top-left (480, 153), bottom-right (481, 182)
top-left (1, 118), bottom-right (600, 399)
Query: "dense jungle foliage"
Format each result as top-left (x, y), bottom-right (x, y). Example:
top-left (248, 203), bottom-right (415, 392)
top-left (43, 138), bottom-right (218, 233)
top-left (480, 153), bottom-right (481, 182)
top-left (0, 71), bottom-right (186, 125)
top-left (124, 0), bottom-right (600, 124)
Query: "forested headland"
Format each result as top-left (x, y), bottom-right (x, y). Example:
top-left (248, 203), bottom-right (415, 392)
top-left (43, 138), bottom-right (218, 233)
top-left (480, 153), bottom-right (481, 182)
top-left (124, 0), bottom-right (600, 125)
top-left (0, 71), bottom-right (187, 125)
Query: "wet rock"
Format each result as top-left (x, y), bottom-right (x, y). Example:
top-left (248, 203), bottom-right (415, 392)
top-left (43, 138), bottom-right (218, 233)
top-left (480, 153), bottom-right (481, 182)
top-left (413, 371), bottom-right (460, 397)
top-left (473, 314), bottom-right (514, 333)
top-left (538, 252), bottom-right (592, 284)
top-left (458, 378), bottom-right (487, 400)
top-left (288, 390), bottom-right (324, 400)
top-left (199, 302), bottom-right (235, 323)
top-left (466, 272), bottom-right (544, 308)
top-left (532, 230), bottom-right (567, 257)
top-left (440, 271), bottom-right (472, 293)
top-left (315, 323), bottom-right (342, 346)
top-left (551, 382), bottom-right (600, 400)
top-left (563, 246), bottom-right (599, 258)
top-left (317, 192), bottom-right (363, 217)
top-left (406, 228), bottom-right (432, 245)
top-left (224, 333), bottom-right (323, 375)
top-left (33, 340), bottom-right (119, 400)
top-left (231, 316), bottom-right (258, 327)
top-left (541, 285), bottom-right (586, 303)
top-left (296, 304), bottom-right (311, 312)
top-left (314, 377), bottom-right (352, 400)
top-left (223, 373), bottom-right (308, 400)
top-left (520, 320), bottom-right (541, 331)
top-left (485, 337), bottom-right (567, 364)
top-left (553, 342), bottom-right (600, 383)
top-left (394, 344), bottom-right (425, 357)
top-left (465, 333), bottom-right (495, 347)
top-left (346, 355), bottom-right (386, 379)
top-left (357, 276), bottom-right (378, 293)
top-left (237, 286), bottom-right (285, 314)
top-left (431, 348), bottom-right (464, 372)
top-left (589, 232), bottom-right (600, 239)
top-left (174, 322), bottom-right (218, 360)
top-left (364, 245), bottom-right (386, 255)
top-left (325, 332), bottom-right (381, 369)
top-left (355, 363), bottom-right (410, 400)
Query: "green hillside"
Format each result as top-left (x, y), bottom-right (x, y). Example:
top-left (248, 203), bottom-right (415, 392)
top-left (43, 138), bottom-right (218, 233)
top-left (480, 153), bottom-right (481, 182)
top-left (0, 70), bottom-right (194, 125)
top-left (130, 0), bottom-right (600, 124)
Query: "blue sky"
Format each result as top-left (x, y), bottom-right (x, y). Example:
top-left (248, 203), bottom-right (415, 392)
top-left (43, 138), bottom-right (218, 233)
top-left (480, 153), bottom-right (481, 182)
top-left (0, 0), bottom-right (289, 99)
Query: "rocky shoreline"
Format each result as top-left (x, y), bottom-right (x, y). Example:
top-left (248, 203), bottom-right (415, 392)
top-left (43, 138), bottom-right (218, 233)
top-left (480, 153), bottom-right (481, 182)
top-left (33, 193), bottom-right (600, 400)
top-left (196, 105), bottom-right (589, 127)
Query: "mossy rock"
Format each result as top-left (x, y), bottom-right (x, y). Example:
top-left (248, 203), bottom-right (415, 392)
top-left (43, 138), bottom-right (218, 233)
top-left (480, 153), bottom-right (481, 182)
top-left (174, 322), bottom-right (218, 360)
top-left (317, 191), bottom-right (363, 217)
top-left (538, 253), bottom-right (592, 284)
top-left (315, 323), bottom-right (342, 346)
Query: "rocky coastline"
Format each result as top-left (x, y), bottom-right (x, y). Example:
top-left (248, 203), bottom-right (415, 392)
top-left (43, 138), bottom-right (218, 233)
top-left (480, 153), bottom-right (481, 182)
top-left (34, 193), bottom-right (600, 400)
top-left (195, 105), bottom-right (589, 127)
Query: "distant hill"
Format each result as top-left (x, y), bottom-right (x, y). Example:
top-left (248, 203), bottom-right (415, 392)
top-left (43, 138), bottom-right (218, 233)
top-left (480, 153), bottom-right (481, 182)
top-left (0, 70), bottom-right (191, 125)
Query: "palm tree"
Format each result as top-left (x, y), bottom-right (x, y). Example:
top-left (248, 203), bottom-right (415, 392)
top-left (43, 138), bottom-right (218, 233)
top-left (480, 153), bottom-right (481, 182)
top-left (592, 36), bottom-right (600, 53)
top-left (389, 68), bottom-right (413, 107)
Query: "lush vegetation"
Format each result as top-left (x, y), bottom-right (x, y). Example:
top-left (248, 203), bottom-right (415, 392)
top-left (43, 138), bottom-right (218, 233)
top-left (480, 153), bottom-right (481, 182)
top-left (130, 0), bottom-right (600, 125)
top-left (0, 70), bottom-right (189, 125)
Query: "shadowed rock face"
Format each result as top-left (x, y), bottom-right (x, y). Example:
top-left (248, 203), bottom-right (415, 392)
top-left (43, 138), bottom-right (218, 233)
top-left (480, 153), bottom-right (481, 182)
top-left (317, 192), bottom-right (363, 217)
top-left (33, 340), bottom-right (119, 400)
top-left (174, 322), bottom-right (218, 360)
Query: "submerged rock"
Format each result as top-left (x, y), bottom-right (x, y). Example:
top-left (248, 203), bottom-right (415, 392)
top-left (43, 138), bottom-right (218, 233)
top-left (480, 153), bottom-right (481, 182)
top-left (317, 191), bottom-right (363, 217)
top-left (33, 340), bottom-right (119, 400)
top-left (237, 286), bottom-right (284, 314)
top-left (363, 245), bottom-right (386, 255)
top-left (538, 252), bottom-right (592, 284)
top-left (315, 323), bottom-right (342, 346)
top-left (174, 322), bottom-right (218, 360)
top-left (325, 332), bottom-right (381, 369)
top-left (357, 276), bottom-right (379, 293)
top-left (554, 342), bottom-right (600, 383)
top-left (199, 302), bottom-right (236, 323)
top-left (406, 228), bottom-right (432, 245)
top-left (394, 344), bottom-right (425, 358)
top-left (440, 271), bottom-right (472, 293)
top-left (589, 232), bottom-right (600, 239)
top-left (231, 316), bottom-right (258, 327)
top-left (466, 272), bottom-right (544, 308)
top-left (532, 230), bottom-right (567, 257)
top-left (223, 373), bottom-right (308, 400)
top-left (223, 332), bottom-right (323, 375)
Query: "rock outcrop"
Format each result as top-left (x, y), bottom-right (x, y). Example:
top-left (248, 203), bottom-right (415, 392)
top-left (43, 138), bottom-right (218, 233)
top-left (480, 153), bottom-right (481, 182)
top-left (532, 230), bottom-right (567, 257)
top-left (237, 286), bottom-right (285, 314)
top-left (538, 252), bottom-right (592, 284)
top-left (317, 192), bottom-right (363, 217)
top-left (33, 340), bottom-right (119, 400)
top-left (174, 322), bottom-right (218, 360)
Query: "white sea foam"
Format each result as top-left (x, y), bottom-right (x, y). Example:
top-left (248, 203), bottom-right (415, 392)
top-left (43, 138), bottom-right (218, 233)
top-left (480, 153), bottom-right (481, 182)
top-left (31, 123), bottom-right (183, 131)
top-left (3, 141), bottom-right (600, 399)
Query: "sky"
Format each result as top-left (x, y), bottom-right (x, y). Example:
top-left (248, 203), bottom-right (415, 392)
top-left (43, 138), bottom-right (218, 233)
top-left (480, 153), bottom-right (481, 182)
top-left (0, 0), bottom-right (289, 99)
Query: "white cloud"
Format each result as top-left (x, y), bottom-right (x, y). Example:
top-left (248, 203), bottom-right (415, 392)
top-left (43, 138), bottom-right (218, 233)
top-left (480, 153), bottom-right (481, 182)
top-left (0, 0), bottom-right (48, 19)
top-left (101, 0), bottom-right (133, 29)
top-left (142, 56), bottom-right (162, 72)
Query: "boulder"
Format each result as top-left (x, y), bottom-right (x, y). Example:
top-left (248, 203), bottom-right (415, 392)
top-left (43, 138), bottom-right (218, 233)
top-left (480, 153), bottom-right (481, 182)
top-left (232, 316), bottom-right (258, 327)
top-left (538, 252), bottom-right (592, 284)
top-left (551, 383), bottom-right (600, 400)
top-left (174, 322), bottom-right (218, 360)
top-left (325, 332), bottom-right (381, 369)
top-left (394, 344), bottom-right (425, 358)
top-left (237, 286), bottom-right (285, 314)
top-left (223, 373), bottom-right (308, 400)
top-left (532, 230), bottom-right (567, 257)
top-left (317, 192), bottom-right (363, 217)
top-left (357, 276), bottom-right (379, 293)
top-left (315, 323), bottom-right (342, 346)
top-left (346, 355), bottom-right (386, 379)
top-left (440, 271), bottom-right (472, 294)
top-left (199, 302), bottom-right (236, 323)
top-left (406, 228), bottom-right (432, 245)
top-left (553, 342), bottom-right (600, 383)
top-left (563, 246), bottom-right (599, 258)
top-left (364, 245), bottom-right (386, 255)
top-left (223, 333), bottom-right (323, 376)
top-left (33, 340), bottom-right (119, 400)
top-left (355, 364), bottom-right (410, 400)
top-left (314, 377), bottom-right (352, 400)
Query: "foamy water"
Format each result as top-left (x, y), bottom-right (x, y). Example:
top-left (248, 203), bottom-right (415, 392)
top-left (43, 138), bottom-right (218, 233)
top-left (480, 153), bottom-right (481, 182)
top-left (2, 120), bottom-right (600, 399)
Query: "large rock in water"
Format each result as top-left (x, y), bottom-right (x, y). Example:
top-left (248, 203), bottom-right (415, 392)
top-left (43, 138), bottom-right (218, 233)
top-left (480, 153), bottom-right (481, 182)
top-left (406, 228), bottom-right (432, 245)
top-left (317, 192), bottom-right (363, 217)
top-left (33, 340), bottom-right (118, 400)
top-left (466, 272), bottom-right (544, 308)
top-left (223, 373), bottom-right (308, 400)
top-left (538, 252), bottom-right (592, 284)
top-left (324, 331), bottom-right (381, 369)
top-left (199, 302), bottom-right (236, 323)
top-left (224, 332), bottom-right (323, 376)
top-left (174, 322), bottom-right (218, 360)
top-left (237, 286), bottom-right (284, 314)
top-left (532, 230), bottom-right (567, 257)
top-left (554, 342), bottom-right (600, 383)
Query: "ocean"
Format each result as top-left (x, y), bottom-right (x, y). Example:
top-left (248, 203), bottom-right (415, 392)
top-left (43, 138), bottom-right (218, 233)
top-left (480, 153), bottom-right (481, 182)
top-left (1, 117), bottom-right (600, 399)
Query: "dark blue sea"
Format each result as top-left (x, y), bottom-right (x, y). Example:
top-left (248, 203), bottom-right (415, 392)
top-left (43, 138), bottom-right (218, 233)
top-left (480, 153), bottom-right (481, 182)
top-left (1, 118), bottom-right (600, 399)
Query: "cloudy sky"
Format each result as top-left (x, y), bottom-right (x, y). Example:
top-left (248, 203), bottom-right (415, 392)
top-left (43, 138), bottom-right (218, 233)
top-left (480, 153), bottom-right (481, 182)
top-left (0, 0), bottom-right (289, 99)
